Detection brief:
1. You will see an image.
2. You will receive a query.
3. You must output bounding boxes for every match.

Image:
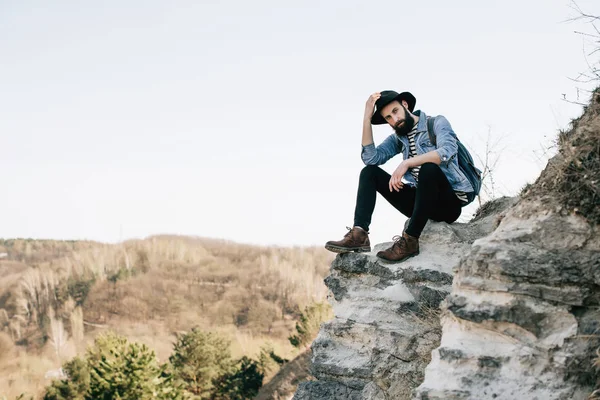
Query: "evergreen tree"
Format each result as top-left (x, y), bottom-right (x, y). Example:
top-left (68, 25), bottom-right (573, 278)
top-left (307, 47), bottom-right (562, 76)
top-left (43, 332), bottom-right (186, 400)
top-left (169, 328), bottom-right (234, 399)
top-left (43, 357), bottom-right (89, 400)
top-left (212, 356), bottom-right (264, 400)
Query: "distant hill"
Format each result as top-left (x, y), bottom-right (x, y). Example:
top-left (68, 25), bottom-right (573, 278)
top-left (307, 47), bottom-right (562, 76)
top-left (0, 236), bottom-right (333, 399)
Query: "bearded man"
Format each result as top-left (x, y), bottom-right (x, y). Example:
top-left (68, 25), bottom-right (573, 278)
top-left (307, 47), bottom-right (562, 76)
top-left (325, 91), bottom-right (474, 262)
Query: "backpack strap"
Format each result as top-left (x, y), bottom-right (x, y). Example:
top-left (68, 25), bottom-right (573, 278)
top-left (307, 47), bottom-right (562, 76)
top-left (427, 116), bottom-right (437, 146)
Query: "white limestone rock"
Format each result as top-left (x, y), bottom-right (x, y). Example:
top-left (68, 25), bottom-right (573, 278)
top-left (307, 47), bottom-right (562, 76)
top-left (294, 197), bottom-right (515, 400)
top-left (414, 198), bottom-right (600, 400)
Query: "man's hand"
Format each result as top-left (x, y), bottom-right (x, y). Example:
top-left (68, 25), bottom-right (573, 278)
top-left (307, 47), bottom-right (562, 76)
top-left (364, 92), bottom-right (381, 120)
top-left (389, 161), bottom-right (409, 192)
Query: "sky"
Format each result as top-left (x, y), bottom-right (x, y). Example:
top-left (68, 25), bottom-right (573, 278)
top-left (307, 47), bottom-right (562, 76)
top-left (1, 0), bottom-right (598, 247)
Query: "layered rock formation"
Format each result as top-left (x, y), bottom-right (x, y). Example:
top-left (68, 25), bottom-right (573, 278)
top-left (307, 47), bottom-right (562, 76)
top-left (414, 198), bottom-right (600, 400)
top-left (293, 197), bottom-right (515, 400)
top-left (415, 91), bottom-right (600, 400)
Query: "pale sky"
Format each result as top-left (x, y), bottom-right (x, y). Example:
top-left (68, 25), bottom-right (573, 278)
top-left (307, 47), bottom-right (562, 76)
top-left (1, 0), bottom-right (598, 247)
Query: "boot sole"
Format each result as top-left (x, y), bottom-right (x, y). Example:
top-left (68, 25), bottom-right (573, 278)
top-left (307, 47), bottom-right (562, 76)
top-left (324, 244), bottom-right (371, 254)
top-left (376, 251), bottom-right (420, 263)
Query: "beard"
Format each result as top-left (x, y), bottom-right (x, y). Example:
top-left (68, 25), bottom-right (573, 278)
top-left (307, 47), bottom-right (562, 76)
top-left (393, 106), bottom-right (415, 136)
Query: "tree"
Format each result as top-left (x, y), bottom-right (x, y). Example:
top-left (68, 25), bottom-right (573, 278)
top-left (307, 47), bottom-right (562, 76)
top-left (288, 302), bottom-right (332, 349)
top-left (43, 357), bottom-right (89, 400)
top-left (88, 338), bottom-right (166, 399)
top-left (212, 356), bottom-right (264, 400)
top-left (43, 332), bottom-right (185, 400)
top-left (169, 328), bottom-right (234, 399)
top-left (471, 128), bottom-right (505, 206)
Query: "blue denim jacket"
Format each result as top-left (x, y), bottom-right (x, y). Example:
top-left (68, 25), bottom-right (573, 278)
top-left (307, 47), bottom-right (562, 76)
top-left (361, 110), bottom-right (474, 193)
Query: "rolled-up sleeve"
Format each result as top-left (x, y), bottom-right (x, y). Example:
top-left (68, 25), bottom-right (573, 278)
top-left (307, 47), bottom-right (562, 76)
top-left (433, 116), bottom-right (458, 166)
top-left (361, 134), bottom-right (401, 165)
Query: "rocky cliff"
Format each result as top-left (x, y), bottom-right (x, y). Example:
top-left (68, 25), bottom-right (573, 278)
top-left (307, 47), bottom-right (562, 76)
top-left (293, 197), bottom-right (516, 400)
top-left (414, 198), bottom-right (599, 400)
top-left (295, 90), bottom-right (599, 400)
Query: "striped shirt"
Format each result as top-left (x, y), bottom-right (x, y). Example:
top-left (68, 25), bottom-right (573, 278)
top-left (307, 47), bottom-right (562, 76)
top-left (455, 191), bottom-right (468, 204)
top-left (406, 125), bottom-right (420, 181)
top-left (407, 122), bottom-right (469, 205)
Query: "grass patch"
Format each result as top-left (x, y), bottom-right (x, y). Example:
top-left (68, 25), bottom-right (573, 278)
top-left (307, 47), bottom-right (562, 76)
top-left (523, 88), bottom-right (600, 225)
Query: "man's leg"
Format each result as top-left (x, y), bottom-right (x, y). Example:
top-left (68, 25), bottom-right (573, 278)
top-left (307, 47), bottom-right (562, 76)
top-left (353, 165), bottom-right (416, 231)
top-left (405, 162), bottom-right (462, 238)
top-left (377, 162), bottom-right (461, 262)
top-left (325, 165), bottom-right (415, 254)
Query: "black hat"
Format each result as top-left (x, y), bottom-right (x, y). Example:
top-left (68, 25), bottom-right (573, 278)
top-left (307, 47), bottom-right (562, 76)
top-left (371, 91), bottom-right (417, 125)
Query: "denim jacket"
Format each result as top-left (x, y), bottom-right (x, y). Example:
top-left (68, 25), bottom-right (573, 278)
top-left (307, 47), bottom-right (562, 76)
top-left (361, 110), bottom-right (474, 193)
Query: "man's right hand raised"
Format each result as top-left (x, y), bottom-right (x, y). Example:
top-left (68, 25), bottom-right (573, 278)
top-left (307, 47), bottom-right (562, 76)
top-left (362, 92), bottom-right (380, 147)
top-left (364, 92), bottom-right (381, 121)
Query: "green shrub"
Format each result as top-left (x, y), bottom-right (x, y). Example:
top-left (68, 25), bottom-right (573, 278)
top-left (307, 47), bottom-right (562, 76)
top-left (212, 356), bottom-right (264, 400)
top-left (107, 267), bottom-right (138, 283)
top-left (257, 344), bottom-right (287, 374)
top-left (288, 302), bottom-right (332, 349)
top-left (169, 328), bottom-right (234, 399)
top-left (43, 357), bottom-right (89, 400)
top-left (68, 278), bottom-right (95, 306)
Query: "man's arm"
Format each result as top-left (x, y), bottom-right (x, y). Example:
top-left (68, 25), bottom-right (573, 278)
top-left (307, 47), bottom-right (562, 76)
top-left (389, 118), bottom-right (457, 192)
top-left (360, 92), bottom-right (402, 165)
top-left (362, 135), bottom-right (401, 165)
top-left (388, 151), bottom-right (441, 192)
top-left (362, 117), bottom-right (374, 146)
top-left (403, 150), bottom-right (441, 167)
top-left (362, 93), bottom-right (379, 146)
top-left (431, 116), bottom-right (459, 166)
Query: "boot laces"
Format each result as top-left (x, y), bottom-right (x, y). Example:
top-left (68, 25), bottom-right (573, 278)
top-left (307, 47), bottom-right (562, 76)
top-left (391, 235), bottom-right (407, 250)
top-left (344, 226), bottom-right (354, 238)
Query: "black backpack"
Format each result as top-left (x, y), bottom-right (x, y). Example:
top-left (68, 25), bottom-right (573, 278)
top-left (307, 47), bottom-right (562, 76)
top-left (426, 117), bottom-right (482, 204)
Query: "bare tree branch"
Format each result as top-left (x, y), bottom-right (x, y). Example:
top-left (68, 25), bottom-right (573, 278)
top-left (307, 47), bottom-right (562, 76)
top-left (561, 98), bottom-right (588, 106)
top-left (565, 1), bottom-right (599, 104)
top-left (471, 127), bottom-right (506, 206)
top-left (567, 0), bottom-right (600, 22)
top-left (574, 30), bottom-right (599, 38)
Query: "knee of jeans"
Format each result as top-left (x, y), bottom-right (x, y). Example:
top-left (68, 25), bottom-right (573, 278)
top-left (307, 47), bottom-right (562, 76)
top-left (418, 162), bottom-right (441, 180)
top-left (360, 165), bottom-right (380, 180)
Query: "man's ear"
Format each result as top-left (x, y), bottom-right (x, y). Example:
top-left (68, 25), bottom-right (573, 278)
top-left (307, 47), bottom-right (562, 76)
top-left (401, 100), bottom-right (409, 110)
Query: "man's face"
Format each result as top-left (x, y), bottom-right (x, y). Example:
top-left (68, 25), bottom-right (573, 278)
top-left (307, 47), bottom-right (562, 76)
top-left (380, 101), bottom-right (414, 136)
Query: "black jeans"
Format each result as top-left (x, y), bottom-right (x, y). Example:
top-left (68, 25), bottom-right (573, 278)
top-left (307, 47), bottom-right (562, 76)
top-left (353, 163), bottom-right (462, 238)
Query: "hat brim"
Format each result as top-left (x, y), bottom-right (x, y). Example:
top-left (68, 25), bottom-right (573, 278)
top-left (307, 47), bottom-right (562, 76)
top-left (370, 92), bottom-right (416, 125)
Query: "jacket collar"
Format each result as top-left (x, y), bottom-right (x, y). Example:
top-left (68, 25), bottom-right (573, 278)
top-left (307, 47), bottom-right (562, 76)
top-left (413, 110), bottom-right (427, 133)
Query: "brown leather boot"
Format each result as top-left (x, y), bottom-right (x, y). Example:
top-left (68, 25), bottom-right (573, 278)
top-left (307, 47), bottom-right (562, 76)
top-left (376, 232), bottom-right (419, 262)
top-left (325, 226), bottom-right (371, 253)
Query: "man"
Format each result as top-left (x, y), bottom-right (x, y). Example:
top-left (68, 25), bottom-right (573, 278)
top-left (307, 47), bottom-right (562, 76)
top-left (325, 91), bottom-right (474, 262)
